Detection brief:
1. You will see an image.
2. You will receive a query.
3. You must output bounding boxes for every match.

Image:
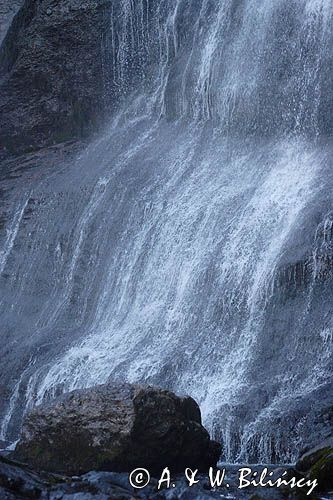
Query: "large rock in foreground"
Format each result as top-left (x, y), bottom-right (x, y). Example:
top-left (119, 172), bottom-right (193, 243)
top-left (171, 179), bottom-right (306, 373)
top-left (12, 383), bottom-right (221, 475)
top-left (296, 436), bottom-right (333, 492)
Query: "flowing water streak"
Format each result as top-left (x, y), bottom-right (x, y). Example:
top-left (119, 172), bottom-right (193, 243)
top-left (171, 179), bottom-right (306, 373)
top-left (41, 177), bottom-right (111, 327)
top-left (0, 196), bottom-right (30, 277)
top-left (0, 356), bottom-right (36, 442)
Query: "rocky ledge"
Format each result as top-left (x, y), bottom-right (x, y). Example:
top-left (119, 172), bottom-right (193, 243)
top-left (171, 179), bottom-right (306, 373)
top-left (0, 382), bottom-right (331, 499)
top-left (1, 451), bottom-right (333, 499)
top-left (11, 382), bottom-right (221, 476)
top-left (296, 436), bottom-right (333, 493)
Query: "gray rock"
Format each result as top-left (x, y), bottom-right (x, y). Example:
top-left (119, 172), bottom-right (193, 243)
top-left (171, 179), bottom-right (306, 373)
top-left (296, 436), bottom-right (333, 492)
top-left (0, 455), bottom-right (45, 498)
top-left (0, 455), bottom-right (312, 499)
top-left (0, 0), bottom-right (23, 45)
top-left (12, 383), bottom-right (221, 475)
top-left (0, 0), bottom-right (164, 157)
top-left (0, 454), bottom-right (135, 499)
top-left (0, 0), bottom-right (114, 155)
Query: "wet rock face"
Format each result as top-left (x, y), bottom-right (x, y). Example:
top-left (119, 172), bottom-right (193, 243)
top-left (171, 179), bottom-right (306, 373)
top-left (12, 383), bottom-right (221, 475)
top-left (296, 436), bottom-right (333, 492)
top-left (0, 0), bottom-right (22, 44)
top-left (0, 0), bottom-right (114, 155)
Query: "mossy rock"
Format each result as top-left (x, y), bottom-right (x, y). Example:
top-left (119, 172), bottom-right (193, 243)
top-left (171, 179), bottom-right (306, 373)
top-left (296, 438), bottom-right (333, 492)
top-left (309, 448), bottom-right (333, 492)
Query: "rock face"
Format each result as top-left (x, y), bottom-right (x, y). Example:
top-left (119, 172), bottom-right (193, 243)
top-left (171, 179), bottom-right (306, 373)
top-left (0, 0), bottom-right (22, 44)
top-left (296, 437), bottom-right (333, 492)
top-left (12, 383), bottom-right (221, 475)
top-left (0, 0), bottom-right (114, 155)
top-left (0, 0), bottom-right (163, 156)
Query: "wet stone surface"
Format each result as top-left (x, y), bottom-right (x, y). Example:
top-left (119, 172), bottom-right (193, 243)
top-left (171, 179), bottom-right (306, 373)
top-left (0, 457), bottom-right (332, 500)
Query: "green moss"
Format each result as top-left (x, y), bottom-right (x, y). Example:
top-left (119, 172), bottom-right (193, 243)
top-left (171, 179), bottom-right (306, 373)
top-left (309, 447), bottom-right (332, 480)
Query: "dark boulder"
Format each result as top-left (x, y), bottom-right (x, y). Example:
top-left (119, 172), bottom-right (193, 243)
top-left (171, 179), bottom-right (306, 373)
top-left (296, 437), bottom-right (333, 492)
top-left (12, 383), bottom-right (221, 475)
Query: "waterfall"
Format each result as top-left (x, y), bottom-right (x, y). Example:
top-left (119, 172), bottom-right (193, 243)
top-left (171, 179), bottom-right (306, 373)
top-left (0, 0), bottom-right (332, 463)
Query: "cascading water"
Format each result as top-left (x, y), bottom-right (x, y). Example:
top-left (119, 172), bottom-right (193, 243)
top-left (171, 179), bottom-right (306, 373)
top-left (0, 0), bottom-right (333, 464)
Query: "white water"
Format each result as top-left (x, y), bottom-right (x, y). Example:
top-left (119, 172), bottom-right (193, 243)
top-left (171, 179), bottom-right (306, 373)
top-left (0, 196), bottom-right (29, 276)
